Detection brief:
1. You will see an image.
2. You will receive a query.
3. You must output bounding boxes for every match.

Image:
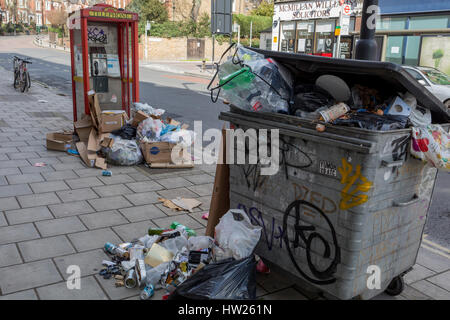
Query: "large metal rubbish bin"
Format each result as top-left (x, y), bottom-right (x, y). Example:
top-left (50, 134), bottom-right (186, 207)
top-left (218, 50), bottom-right (450, 300)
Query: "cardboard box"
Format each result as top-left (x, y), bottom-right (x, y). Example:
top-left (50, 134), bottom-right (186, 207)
top-left (88, 91), bottom-right (128, 133)
top-left (131, 111), bottom-right (149, 128)
top-left (140, 141), bottom-right (180, 164)
top-left (46, 132), bottom-right (73, 151)
top-left (100, 111), bottom-right (128, 133)
top-left (74, 117), bottom-right (92, 143)
top-left (100, 136), bottom-right (114, 148)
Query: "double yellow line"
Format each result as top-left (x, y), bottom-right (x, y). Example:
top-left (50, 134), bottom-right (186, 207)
top-left (421, 234), bottom-right (450, 259)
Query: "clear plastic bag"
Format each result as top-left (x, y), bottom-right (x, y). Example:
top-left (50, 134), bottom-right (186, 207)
top-left (145, 261), bottom-right (170, 288)
top-left (188, 236), bottom-right (215, 251)
top-left (105, 135), bottom-right (143, 166)
top-left (159, 235), bottom-right (188, 256)
top-left (168, 256), bottom-right (257, 300)
top-left (133, 102), bottom-right (165, 118)
top-left (211, 44), bottom-right (292, 114)
top-left (137, 118), bottom-right (164, 142)
top-left (214, 209), bottom-right (262, 261)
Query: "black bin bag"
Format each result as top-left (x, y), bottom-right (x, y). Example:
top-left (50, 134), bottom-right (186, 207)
top-left (168, 256), bottom-right (257, 300)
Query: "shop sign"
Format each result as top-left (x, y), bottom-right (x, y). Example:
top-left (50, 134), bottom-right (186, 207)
top-left (274, 0), bottom-right (362, 21)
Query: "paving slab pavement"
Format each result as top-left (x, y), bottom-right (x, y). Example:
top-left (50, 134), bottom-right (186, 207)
top-left (0, 65), bottom-right (448, 300)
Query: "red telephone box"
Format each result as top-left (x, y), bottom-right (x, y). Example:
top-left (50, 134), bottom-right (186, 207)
top-left (68, 4), bottom-right (139, 122)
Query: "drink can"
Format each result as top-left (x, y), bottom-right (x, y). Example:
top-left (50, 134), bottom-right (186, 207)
top-left (319, 103), bottom-right (350, 123)
top-left (140, 285), bottom-right (155, 300)
top-left (125, 269), bottom-right (137, 288)
top-left (104, 242), bottom-right (117, 255)
top-left (114, 247), bottom-right (129, 259)
top-left (102, 170), bottom-right (112, 176)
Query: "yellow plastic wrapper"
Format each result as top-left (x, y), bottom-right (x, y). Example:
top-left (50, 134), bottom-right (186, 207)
top-left (144, 243), bottom-right (174, 267)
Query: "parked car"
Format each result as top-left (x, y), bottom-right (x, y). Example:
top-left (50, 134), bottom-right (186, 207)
top-left (403, 65), bottom-right (450, 109)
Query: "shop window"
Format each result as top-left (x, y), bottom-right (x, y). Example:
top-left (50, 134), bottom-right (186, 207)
top-left (280, 21), bottom-right (296, 53)
top-left (385, 36), bottom-right (404, 64)
top-left (315, 20), bottom-right (335, 56)
top-left (409, 15), bottom-right (449, 30)
top-left (296, 21), bottom-right (314, 54)
top-left (404, 36), bottom-right (421, 66)
top-left (376, 17), bottom-right (407, 31)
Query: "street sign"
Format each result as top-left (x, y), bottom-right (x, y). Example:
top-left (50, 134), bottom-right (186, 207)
top-left (146, 21), bottom-right (151, 31)
top-left (340, 15), bottom-right (350, 36)
top-left (211, 0), bottom-right (232, 35)
top-left (334, 26), bottom-right (341, 36)
top-left (342, 4), bottom-right (352, 16)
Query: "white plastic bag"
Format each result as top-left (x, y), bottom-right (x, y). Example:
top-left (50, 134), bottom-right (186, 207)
top-left (411, 124), bottom-right (450, 172)
top-left (188, 236), bottom-right (215, 251)
top-left (214, 209), bottom-right (262, 261)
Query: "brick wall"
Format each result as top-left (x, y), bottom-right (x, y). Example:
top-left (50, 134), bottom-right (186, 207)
top-left (139, 36), bottom-right (231, 61)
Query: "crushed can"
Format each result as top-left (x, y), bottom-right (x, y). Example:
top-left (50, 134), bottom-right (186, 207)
top-left (102, 170), bottom-right (112, 176)
top-left (135, 259), bottom-right (147, 288)
top-left (125, 269), bottom-right (137, 289)
top-left (140, 284), bottom-right (154, 300)
top-left (104, 242), bottom-right (129, 259)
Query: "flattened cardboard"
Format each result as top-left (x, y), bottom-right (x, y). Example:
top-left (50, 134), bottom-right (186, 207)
top-left (46, 132), bottom-right (73, 151)
top-left (76, 141), bottom-right (94, 167)
top-left (87, 128), bottom-right (101, 152)
top-left (95, 157), bottom-right (107, 170)
top-left (171, 198), bottom-right (202, 213)
top-left (205, 126), bottom-right (230, 237)
top-left (131, 111), bottom-right (149, 128)
top-left (166, 117), bottom-right (181, 127)
top-left (87, 91), bottom-right (102, 129)
top-left (74, 117), bottom-right (92, 143)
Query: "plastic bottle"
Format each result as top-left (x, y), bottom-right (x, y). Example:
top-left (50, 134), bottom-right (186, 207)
top-left (145, 262), bottom-right (169, 288)
top-left (170, 222), bottom-right (196, 237)
top-left (140, 284), bottom-right (155, 300)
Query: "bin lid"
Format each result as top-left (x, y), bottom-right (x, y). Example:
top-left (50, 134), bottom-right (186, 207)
top-left (250, 48), bottom-right (450, 123)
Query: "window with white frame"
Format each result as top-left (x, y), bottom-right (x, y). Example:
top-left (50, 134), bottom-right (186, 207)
top-left (46, 1), bottom-right (51, 10)
top-left (36, 1), bottom-right (41, 11)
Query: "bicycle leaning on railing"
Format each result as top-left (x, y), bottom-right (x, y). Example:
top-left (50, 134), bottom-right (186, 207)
top-left (13, 56), bottom-right (32, 92)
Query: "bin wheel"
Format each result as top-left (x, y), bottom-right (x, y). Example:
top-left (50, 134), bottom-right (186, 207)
top-left (385, 276), bottom-right (404, 296)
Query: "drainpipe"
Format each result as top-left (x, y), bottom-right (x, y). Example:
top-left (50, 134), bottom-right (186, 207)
top-left (355, 0), bottom-right (379, 60)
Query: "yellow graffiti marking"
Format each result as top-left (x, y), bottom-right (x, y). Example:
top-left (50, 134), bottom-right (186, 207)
top-left (338, 158), bottom-right (372, 210)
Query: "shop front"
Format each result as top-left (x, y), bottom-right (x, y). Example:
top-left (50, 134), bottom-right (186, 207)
top-left (272, 0), bottom-right (362, 57)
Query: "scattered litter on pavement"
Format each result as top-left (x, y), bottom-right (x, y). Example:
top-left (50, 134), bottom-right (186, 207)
top-left (46, 90), bottom-right (195, 171)
top-left (159, 197), bottom-right (202, 213)
top-left (201, 212), bottom-right (209, 220)
top-left (102, 169), bottom-right (112, 176)
top-left (33, 162), bottom-right (47, 167)
top-left (38, 99), bottom-right (48, 103)
top-left (98, 210), bottom-right (262, 300)
top-left (67, 148), bottom-right (79, 156)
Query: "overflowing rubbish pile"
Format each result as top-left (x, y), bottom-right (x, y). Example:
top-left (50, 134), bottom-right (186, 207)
top-left (46, 91), bottom-right (196, 170)
top-left (99, 209), bottom-right (265, 300)
top-left (210, 45), bottom-right (450, 172)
